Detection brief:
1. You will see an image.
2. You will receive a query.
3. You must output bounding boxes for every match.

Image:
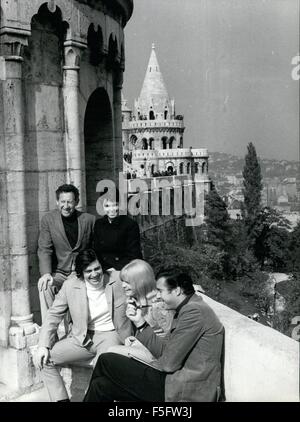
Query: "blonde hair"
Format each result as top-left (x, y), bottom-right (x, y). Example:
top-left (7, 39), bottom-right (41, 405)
top-left (120, 259), bottom-right (156, 306)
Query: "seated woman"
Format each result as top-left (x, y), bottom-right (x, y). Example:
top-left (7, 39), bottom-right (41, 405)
top-left (93, 188), bottom-right (143, 272)
top-left (107, 259), bottom-right (174, 361)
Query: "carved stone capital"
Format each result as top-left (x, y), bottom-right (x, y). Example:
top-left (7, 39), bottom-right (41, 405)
top-left (64, 40), bottom-right (87, 69)
top-left (0, 31), bottom-right (29, 58)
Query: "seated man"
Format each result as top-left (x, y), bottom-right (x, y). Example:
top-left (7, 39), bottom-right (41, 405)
top-left (83, 267), bottom-right (224, 402)
top-left (93, 189), bottom-right (142, 271)
top-left (34, 249), bottom-right (133, 402)
top-left (38, 184), bottom-right (95, 321)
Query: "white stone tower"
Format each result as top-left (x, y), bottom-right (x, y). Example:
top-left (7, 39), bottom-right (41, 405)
top-left (122, 44), bottom-right (210, 182)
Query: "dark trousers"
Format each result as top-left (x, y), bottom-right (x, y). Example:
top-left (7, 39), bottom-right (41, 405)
top-left (83, 353), bottom-right (166, 402)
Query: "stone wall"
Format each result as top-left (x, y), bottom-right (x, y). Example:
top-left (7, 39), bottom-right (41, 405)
top-left (203, 294), bottom-right (299, 402)
top-left (0, 0), bottom-right (132, 391)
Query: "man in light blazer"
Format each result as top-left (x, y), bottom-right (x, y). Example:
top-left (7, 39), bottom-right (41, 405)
top-left (37, 184), bottom-right (95, 321)
top-left (34, 249), bottom-right (133, 402)
top-left (84, 267), bottom-right (224, 402)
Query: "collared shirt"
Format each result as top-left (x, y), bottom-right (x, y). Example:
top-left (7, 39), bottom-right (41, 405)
top-left (173, 293), bottom-right (194, 319)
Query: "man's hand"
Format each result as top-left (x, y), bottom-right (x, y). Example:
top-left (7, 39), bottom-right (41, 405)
top-left (124, 336), bottom-right (136, 346)
top-left (38, 273), bottom-right (53, 291)
top-left (34, 346), bottom-right (50, 370)
top-left (126, 303), bottom-right (145, 327)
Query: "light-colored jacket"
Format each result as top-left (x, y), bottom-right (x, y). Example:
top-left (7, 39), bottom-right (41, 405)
top-left (38, 209), bottom-right (95, 276)
top-left (39, 272), bottom-right (133, 349)
top-left (137, 293), bottom-right (224, 402)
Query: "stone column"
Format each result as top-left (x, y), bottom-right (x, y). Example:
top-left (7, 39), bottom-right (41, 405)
top-left (113, 68), bottom-right (124, 183)
top-left (63, 41), bottom-right (86, 210)
top-left (2, 44), bottom-right (35, 337)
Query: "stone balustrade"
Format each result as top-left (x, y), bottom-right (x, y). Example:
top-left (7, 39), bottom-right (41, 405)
top-left (123, 120), bottom-right (184, 130)
top-left (131, 148), bottom-right (208, 159)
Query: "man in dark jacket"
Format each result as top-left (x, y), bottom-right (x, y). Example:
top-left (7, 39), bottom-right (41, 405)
top-left (37, 184), bottom-right (95, 320)
top-left (83, 267), bottom-right (224, 402)
top-left (93, 190), bottom-right (142, 271)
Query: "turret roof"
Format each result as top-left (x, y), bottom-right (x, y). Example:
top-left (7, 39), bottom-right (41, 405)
top-left (137, 43), bottom-right (170, 115)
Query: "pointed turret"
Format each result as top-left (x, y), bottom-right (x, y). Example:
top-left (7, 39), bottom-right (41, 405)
top-left (135, 44), bottom-right (172, 120)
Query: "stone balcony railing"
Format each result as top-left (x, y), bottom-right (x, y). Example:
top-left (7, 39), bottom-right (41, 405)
top-left (123, 120), bottom-right (185, 130)
top-left (131, 148), bottom-right (208, 160)
top-left (1, 292), bottom-right (298, 401)
top-left (203, 295), bottom-right (299, 402)
top-left (57, 294), bottom-right (300, 402)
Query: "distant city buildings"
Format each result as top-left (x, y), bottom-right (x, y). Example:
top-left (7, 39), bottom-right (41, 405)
top-left (209, 152), bottom-right (300, 227)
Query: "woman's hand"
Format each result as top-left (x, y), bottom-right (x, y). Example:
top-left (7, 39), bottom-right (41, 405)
top-left (126, 302), bottom-right (145, 327)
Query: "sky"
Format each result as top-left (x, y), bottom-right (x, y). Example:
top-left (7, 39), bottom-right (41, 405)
top-left (123, 0), bottom-right (299, 161)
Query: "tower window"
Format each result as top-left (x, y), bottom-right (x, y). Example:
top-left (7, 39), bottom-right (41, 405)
top-left (149, 110), bottom-right (155, 120)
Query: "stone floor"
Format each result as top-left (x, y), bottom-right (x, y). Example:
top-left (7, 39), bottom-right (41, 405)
top-left (10, 387), bottom-right (49, 402)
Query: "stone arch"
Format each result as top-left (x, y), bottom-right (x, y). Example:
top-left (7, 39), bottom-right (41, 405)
top-left (194, 162), bottom-right (199, 174)
top-left (87, 23), bottom-right (103, 66)
top-left (151, 164), bottom-right (156, 175)
top-left (164, 107), bottom-right (168, 120)
top-left (162, 136), bottom-right (168, 149)
top-left (169, 136), bottom-right (175, 149)
top-left (187, 162), bottom-right (191, 174)
top-left (166, 162), bottom-right (174, 174)
top-left (84, 88), bottom-right (113, 214)
top-left (149, 138), bottom-right (154, 150)
top-left (107, 33), bottom-right (119, 68)
top-left (149, 109), bottom-right (155, 120)
top-left (130, 134), bottom-right (137, 148)
top-left (142, 138), bottom-right (148, 150)
top-left (179, 162), bottom-right (184, 174)
top-left (202, 161), bottom-right (207, 174)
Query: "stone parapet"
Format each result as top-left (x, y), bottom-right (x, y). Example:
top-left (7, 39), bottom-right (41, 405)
top-left (132, 148), bottom-right (208, 159)
top-left (202, 294), bottom-right (299, 402)
top-left (123, 119), bottom-right (184, 130)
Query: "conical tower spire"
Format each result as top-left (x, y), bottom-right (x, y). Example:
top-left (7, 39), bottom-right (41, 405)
top-left (135, 44), bottom-right (171, 119)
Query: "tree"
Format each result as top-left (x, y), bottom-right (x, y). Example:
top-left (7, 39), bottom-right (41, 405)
top-left (287, 222), bottom-right (300, 272)
top-left (204, 187), bottom-right (231, 250)
top-left (253, 207), bottom-right (291, 269)
top-left (242, 142), bottom-right (263, 230)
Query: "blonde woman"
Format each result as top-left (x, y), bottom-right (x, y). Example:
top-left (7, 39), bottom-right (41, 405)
top-left (107, 259), bottom-right (173, 363)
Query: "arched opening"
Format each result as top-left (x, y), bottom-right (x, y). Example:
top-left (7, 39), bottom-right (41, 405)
top-left (151, 164), bottom-right (155, 175)
top-left (167, 165), bottom-right (173, 174)
top-left (179, 162), bottom-right (184, 174)
top-left (129, 134), bottom-right (137, 149)
top-left (142, 138), bottom-right (148, 150)
top-left (149, 110), bottom-right (155, 120)
top-left (84, 88), bottom-right (113, 214)
top-left (187, 162), bottom-right (191, 174)
top-left (149, 138), bottom-right (154, 150)
top-left (169, 136), bottom-right (175, 149)
top-left (87, 24), bottom-right (103, 66)
top-left (164, 109), bottom-right (168, 120)
top-left (162, 136), bottom-right (168, 149)
top-left (107, 33), bottom-right (118, 69)
top-left (194, 162), bottom-right (199, 174)
top-left (202, 161), bottom-right (207, 174)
